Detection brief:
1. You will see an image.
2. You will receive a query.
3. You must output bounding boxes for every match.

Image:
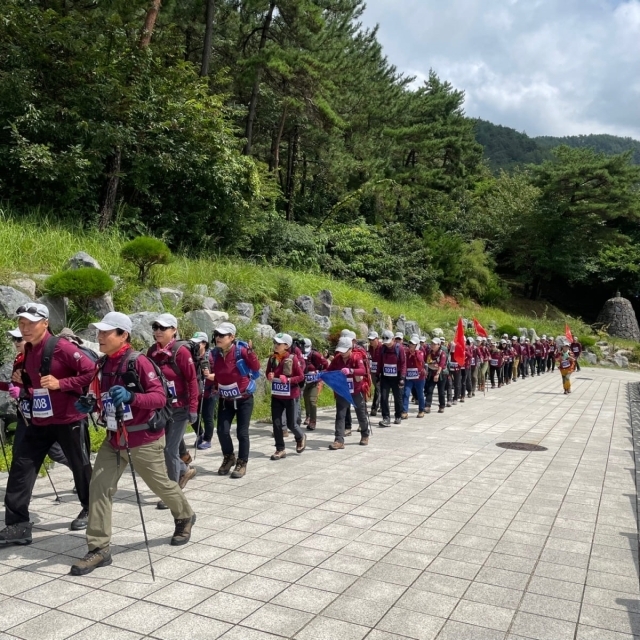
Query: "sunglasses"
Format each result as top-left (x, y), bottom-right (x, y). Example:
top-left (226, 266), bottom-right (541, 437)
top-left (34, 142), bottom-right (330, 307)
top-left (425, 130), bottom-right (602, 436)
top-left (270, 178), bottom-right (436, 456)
top-left (213, 332), bottom-right (231, 338)
top-left (16, 305), bottom-right (47, 318)
top-left (11, 337), bottom-right (24, 343)
top-left (151, 324), bottom-right (172, 331)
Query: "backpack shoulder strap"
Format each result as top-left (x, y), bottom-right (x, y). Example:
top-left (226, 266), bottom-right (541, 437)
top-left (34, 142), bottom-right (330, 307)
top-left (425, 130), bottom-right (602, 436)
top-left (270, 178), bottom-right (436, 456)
top-left (168, 341), bottom-right (188, 379)
top-left (40, 336), bottom-right (61, 377)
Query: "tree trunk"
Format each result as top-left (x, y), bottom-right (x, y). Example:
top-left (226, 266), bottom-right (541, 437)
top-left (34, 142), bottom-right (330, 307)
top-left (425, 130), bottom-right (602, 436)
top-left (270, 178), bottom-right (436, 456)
top-left (243, 0), bottom-right (276, 156)
top-left (98, 148), bottom-right (122, 231)
top-left (529, 275), bottom-right (542, 300)
top-left (139, 0), bottom-right (162, 48)
top-left (269, 103), bottom-right (288, 172)
top-left (200, 0), bottom-right (215, 76)
top-left (285, 125), bottom-right (299, 221)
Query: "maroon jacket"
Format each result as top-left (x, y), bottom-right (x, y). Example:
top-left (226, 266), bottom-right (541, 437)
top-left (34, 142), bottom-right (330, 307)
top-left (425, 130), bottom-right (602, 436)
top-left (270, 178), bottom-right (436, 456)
top-left (210, 343), bottom-right (261, 400)
top-left (266, 352), bottom-right (304, 400)
top-left (148, 340), bottom-right (199, 413)
top-left (328, 351), bottom-right (367, 395)
top-left (464, 345), bottom-right (477, 368)
top-left (377, 343), bottom-right (407, 379)
top-left (570, 341), bottom-right (582, 358)
top-left (488, 349), bottom-right (503, 367)
top-left (304, 350), bottom-right (329, 383)
top-left (22, 332), bottom-right (95, 426)
top-left (511, 342), bottom-right (522, 357)
top-left (426, 347), bottom-right (447, 373)
top-left (99, 348), bottom-right (167, 449)
top-left (405, 347), bottom-right (426, 381)
top-left (368, 343), bottom-right (382, 375)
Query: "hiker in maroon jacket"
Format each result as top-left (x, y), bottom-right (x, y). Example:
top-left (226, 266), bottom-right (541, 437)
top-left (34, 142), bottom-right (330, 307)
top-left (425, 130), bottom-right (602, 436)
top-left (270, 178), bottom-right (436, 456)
top-left (488, 342), bottom-right (504, 388)
top-left (376, 330), bottom-right (407, 427)
top-left (425, 338), bottom-right (447, 413)
top-left (302, 338), bottom-right (328, 431)
top-left (570, 338), bottom-right (583, 372)
top-left (1, 303), bottom-right (95, 546)
top-left (368, 332), bottom-right (382, 417)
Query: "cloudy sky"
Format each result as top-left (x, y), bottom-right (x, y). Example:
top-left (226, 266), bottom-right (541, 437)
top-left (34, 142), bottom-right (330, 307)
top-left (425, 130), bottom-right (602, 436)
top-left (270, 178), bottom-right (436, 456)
top-left (360, 0), bottom-right (640, 139)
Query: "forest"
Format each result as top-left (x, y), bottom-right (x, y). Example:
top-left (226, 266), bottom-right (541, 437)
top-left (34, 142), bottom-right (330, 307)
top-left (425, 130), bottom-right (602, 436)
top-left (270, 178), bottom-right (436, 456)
top-left (1, 0), bottom-right (640, 315)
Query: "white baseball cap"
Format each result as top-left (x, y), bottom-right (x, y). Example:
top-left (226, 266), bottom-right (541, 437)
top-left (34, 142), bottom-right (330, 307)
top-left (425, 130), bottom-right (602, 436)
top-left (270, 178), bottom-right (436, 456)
top-left (92, 311), bottom-right (133, 333)
top-left (367, 331), bottom-right (379, 340)
top-left (431, 337), bottom-right (442, 345)
top-left (394, 332), bottom-right (404, 339)
top-left (336, 337), bottom-right (353, 353)
top-left (274, 333), bottom-right (293, 347)
top-left (16, 303), bottom-right (49, 322)
top-left (409, 334), bottom-right (420, 345)
top-left (8, 328), bottom-right (22, 338)
top-left (190, 331), bottom-right (209, 344)
top-left (153, 313), bottom-right (178, 328)
top-left (420, 336), bottom-right (427, 342)
top-left (215, 322), bottom-right (236, 336)
top-left (382, 330), bottom-right (394, 344)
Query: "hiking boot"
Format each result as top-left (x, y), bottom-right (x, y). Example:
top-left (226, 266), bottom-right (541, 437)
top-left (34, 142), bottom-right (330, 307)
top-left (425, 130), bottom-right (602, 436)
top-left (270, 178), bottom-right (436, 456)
top-left (344, 429), bottom-right (352, 437)
top-left (370, 409), bottom-right (377, 417)
top-left (181, 451), bottom-right (193, 465)
top-left (460, 398), bottom-right (465, 403)
top-left (283, 429), bottom-right (289, 437)
top-left (306, 422), bottom-right (316, 431)
top-left (218, 453), bottom-right (236, 476)
top-left (69, 547), bottom-right (112, 576)
top-left (0, 522), bottom-right (32, 546)
top-left (179, 466), bottom-right (197, 490)
top-left (401, 412), bottom-right (409, 420)
top-left (197, 440), bottom-right (211, 450)
top-left (271, 450), bottom-right (286, 460)
top-left (393, 418), bottom-right (402, 425)
top-left (438, 407), bottom-right (445, 413)
top-left (296, 434), bottom-right (307, 454)
top-left (231, 460), bottom-right (247, 479)
top-left (446, 402), bottom-right (452, 408)
top-left (359, 436), bottom-right (369, 446)
top-left (452, 400), bottom-right (457, 405)
top-left (425, 408), bottom-right (431, 414)
top-left (171, 515), bottom-right (194, 546)
top-left (70, 508), bottom-right (89, 531)
top-left (417, 411), bottom-right (425, 418)
top-left (329, 441), bottom-right (345, 450)
top-left (157, 500), bottom-right (169, 510)
top-left (304, 417), bottom-right (310, 426)
top-left (378, 419), bottom-right (391, 428)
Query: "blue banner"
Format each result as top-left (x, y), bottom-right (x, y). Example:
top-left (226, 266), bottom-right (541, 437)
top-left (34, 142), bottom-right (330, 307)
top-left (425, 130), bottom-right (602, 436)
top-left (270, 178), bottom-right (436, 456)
top-left (318, 370), bottom-right (356, 407)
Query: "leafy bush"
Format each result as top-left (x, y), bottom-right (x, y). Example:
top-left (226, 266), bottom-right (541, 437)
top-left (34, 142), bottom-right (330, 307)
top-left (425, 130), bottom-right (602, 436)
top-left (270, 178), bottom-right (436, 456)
top-left (121, 237), bottom-right (172, 283)
top-left (497, 324), bottom-right (519, 339)
top-left (579, 335), bottom-right (597, 348)
top-left (44, 268), bottom-right (113, 312)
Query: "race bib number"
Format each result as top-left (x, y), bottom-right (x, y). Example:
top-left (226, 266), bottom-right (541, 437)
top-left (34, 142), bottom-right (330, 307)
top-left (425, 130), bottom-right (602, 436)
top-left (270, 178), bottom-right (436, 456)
top-left (383, 363), bottom-right (397, 377)
top-left (561, 360), bottom-right (571, 369)
top-left (101, 392), bottom-right (133, 431)
top-left (449, 362), bottom-right (459, 370)
top-left (370, 361), bottom-right (378, 374)
top-left (271, 380), bottom-right (291, 397)
top-left (471, 358), bottom-right (476, 366)
top-left (347, 378), bottom-right (354, 393)
top-left (572, 347), bottom-right (579, 353)
top-left (19, 398), bottom-right (31, 420)
top-left (32, 388), bottom-right (53, 419)
top-left (167, 379), bottom-right (177, 403)
top-left (406, 368), bottom-right (419, 380)
top-left (305, 372), bottom-right (319, 384)
top-left (218, 382), bottom-right (241, 399)
top-left (490, 359), bottom-right (499, 367)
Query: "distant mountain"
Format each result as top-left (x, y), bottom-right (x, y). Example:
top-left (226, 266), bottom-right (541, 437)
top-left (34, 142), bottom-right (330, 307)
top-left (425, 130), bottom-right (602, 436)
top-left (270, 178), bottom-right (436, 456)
top-left (474, 119), bottom-right (640, 172)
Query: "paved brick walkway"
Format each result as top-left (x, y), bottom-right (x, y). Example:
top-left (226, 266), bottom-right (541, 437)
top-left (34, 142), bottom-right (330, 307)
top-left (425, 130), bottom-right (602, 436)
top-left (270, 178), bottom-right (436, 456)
top-left (1, 367), bottom-right (640, 639)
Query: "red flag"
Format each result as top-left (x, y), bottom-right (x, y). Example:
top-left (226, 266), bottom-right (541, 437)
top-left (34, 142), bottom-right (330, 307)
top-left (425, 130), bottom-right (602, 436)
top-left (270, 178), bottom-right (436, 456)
top-left (473, 318), bottom-right (488, 338)
top-left (454, 317), bottom-right (466, 366)
top-left (565, 323), bottom-right (573, 343)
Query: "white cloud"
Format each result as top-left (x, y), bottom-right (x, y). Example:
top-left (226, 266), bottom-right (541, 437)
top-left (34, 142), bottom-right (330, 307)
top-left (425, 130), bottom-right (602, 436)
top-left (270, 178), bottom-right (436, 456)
top-left (361, 0), bottom-right (640, 138)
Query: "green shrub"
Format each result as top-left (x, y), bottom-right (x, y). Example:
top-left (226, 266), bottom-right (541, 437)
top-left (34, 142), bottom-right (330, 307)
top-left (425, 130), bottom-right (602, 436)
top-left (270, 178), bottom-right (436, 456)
top-left (120, 236), bottom-right (172, 283)
top-left (579, 335), bottom-right (596, 348)
top-left (44, 268), bottom-right (113, 313)
top-left (497, 324), bottom-right (519, 339)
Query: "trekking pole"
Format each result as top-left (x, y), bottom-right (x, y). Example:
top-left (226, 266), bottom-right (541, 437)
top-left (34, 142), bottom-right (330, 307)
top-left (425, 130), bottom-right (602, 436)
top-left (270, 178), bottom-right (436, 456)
top-left (44, 466), bottom-right (61, 503)
top-left (116, 404), bottom-right (155, 582)
top-left (192, 391), bottom-right (205, 462)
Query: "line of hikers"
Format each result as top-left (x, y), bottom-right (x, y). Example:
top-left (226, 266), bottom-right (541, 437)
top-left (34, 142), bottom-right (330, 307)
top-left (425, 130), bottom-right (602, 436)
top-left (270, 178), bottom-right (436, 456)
top-left (0, 301), bottom-right (583, 577)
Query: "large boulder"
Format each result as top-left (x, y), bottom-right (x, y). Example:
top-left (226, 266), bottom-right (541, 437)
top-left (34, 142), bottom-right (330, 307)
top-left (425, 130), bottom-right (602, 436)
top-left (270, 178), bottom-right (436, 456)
top-left (88, 292), bottom-right (114, 318)
top-left (395, 315), bottom-right (407, 335)
top-left (528, 328), bottom-right (539, 341)
top-left (405, 321), bottom-right (420, 337)
top-left (356, 322), bottom-right (369, 339)
top-left (132, 290), bottom-right (165, 313)
top-left (158, 287), bottom-right (184, 307)
top-left (193, 284), bottom-right (208, 296)
top-left (254, 324), bottom-right (277, 339)
top-left (0, 286), bottom-right (31, 319)
top-left (236, 302), bottom-right (255, 321)
top-left (582, 352), bottom-right (598, 365)
top-left (197, 297), bottom-right (219, 311)
top-left (614, 354), bottom-right (629, 368)
top-left (260, 305), bottom-right (272, 325)
top-left (295, 295), bottom-right (315, 317)
top-left (315, 290), bottom-right (333, 317)
top-left (65, 251), bottom-right (101, 270)
top-left (211, 281), bottom-right (229, 302)
top-left (313, 315), bottom-right (331, 330)
top-left (597, 293), bottom-right (640, 341)
top-left (432, 328), bottom-right (444, 338)
top-left (353, 309), bottom-right (366, 321)
top-left (129, 312), bottom-right (157, 346)
top-left (340, 307), bottom-right (355, 327)
top-left (9, 277), bottom-right (36, 299)
top-left (518, 327), bottom-right (528, 337)
top-left (184, 310), bottom-right (229, 337)
top-left (37, 295), bottom-right (67, 332)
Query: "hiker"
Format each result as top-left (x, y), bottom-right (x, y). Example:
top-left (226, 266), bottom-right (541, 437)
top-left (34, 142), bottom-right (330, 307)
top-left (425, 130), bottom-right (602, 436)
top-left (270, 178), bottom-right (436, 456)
top-left (570, 337), bottom-right (583, 372)
top-left (376, 330), bottom-right (406, 427)
top-left (534, 339), bottom-right (544, 376)
top-left (425, 338), bottom-right (447, 413)
top-left (402, 334), bottom-right (426, 418)
top-left (327, 337), bottom-right (370, 448)
top-left (368, 331), bottom-right (382, 417)
top-left (477, 337), bottom-right (489, 392)
top-left (266, 333), bottom-right (306, 459)
top-left (302, 338), bottom-right (328, 431)
top-left (557, 341), bottom-right (576, 394)
top-left (70, 312), bottom-right (195, 576)
top-left (511, 336), bottom-right (521, 382)
top-left (502, 339), bottom-right (513, 385)
top-left (207, 322), bottom-right (260, 478)
top-left (546, 337), bottom-right (556, 372)
top-left (188, 332), bottom-right (216, 451)
top-left (0, 304), bottom-right (94, 546)
top-left (488, 341), bottom-right (503, 388)
top-left (525, 338), bottom-right (536, 377)
top-left (465, 337), bottom-right (478, 397)
top-left (147, 314), bottom-right (199, 508)
top-left (448, 339), bottom-right (465, 404)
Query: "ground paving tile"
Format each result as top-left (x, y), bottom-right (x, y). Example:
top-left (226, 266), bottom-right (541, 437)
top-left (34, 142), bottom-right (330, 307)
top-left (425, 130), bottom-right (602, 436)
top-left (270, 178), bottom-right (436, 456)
top-left (2, 368), bottom-right (640, 638)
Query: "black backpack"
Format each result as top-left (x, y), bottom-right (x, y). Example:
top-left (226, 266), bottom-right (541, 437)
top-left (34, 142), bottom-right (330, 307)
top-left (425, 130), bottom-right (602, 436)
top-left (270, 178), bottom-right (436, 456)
top-left (146, 340), bottom-right (200, 395)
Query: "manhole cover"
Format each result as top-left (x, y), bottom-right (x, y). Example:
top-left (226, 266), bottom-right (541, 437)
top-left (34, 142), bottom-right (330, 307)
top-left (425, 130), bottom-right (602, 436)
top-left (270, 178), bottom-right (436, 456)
top-left (496, 442), bottom-right (548, 452)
